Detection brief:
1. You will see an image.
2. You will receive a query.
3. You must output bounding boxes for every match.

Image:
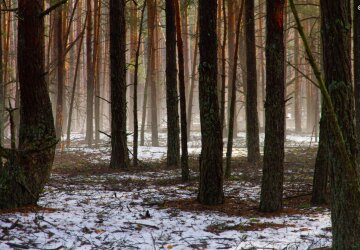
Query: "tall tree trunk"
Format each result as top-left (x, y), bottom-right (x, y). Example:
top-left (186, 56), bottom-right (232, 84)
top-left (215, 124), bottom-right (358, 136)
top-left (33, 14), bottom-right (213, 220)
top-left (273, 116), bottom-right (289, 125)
top-left (165, 0), bottom-right (180, 168)
top-left (186, 16), bottom-right (199, 137)
top-left (149, 0), bottom-right (159, 146)
top-left (86, 0), bottom-right (94, 146)
top-left (320, 0), bottom-right (360, 247)
top-left (0, 5), bottom-right (4, 167)
top-left (245, 0), bottom-right (260, 163)
top-left (174, 0), bottom-right (189, 181)
top-left (198, 0), bottom-right (224, 205)
top-left (133, 1), bottom-right (147, 167)
top-left (225, 0), bottom-right (244, 179)
top-left (259, 0), bottom-right (285, 212)
top-left (109, 0), bottom-right (129, 169)
top-left (0, 1), bottom-right (57, 209)
top-left (294, 30), bottom-right (301, 133)
top-left (180, 0), bottom-right (190, 100)
top-left (55, 5), bottom-right (65, 140)
top-left (355, 0), bottom-right (360, 141)
top-left (93, 0), bottom-right (101, 145)
top-left (129, 0), bottom-right (138, 132)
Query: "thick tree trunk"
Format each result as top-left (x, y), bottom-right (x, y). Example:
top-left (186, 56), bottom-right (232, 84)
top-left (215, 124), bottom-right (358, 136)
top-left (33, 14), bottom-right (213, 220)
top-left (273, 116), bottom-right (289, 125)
top-left (355, 0), bottom-right (360, 141)
top-left (197, 0), bottom-right (224, 205)
top-left (259, 0), bottom-right (285, 212)
top-left (245, 0), bottom-right (260, 163)
top-left (320, 0), bottom-right (360, 247)
top-left (109, 0), bottom-right (129, 169)
top-left (174, 0), bottom-right (189, 181)
top-left (165, 0), bottom-right (180, 168)
top-left (0, 1), bottom-right (57, 209)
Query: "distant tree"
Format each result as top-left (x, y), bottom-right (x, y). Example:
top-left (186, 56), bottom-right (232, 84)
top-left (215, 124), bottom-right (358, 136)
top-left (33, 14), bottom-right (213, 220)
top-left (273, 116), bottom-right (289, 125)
top-left (245, 0), bottom-right (260, 164)
top-left (0, 0), bottom-right (57, 208)
top-left (109, 0), bottom-right (129, 169)
top-left (259, 0), bottom-right (285, 212)
top-left (86, 0), bottom-right (94, 146)
top-left (165, 0), bottom-right (180, 168)
top-left (197, 0), bottom-right (224, 205)
top-left (174, 0), bottom-right (190, 181)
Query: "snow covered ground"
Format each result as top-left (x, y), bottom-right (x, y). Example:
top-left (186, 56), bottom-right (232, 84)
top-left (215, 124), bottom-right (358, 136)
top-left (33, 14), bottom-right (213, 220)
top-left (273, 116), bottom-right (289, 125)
top-left (0, 171), bottom-right (331, 250)
top-left (0, 132), bottom-right (329, 250)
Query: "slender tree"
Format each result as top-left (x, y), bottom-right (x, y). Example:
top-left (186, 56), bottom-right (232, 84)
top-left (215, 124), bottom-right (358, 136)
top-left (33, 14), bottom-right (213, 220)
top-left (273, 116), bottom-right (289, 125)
top-left (165, 0), bottom-right (180, 168)
top-left (0, 0), bottom-right (57, 208)
top-left (109, 0), bottom-right (129, 169)
top-left (355, 0), bottom-right (360, 140)
top-left (245, 0), bottom-right (260, 163)
top-left (259, 0), bottom-right (285, 212)
top-left (86, 0), bottom-right (94, 146)
top-left (55, 4), bottom-right (65, 140)
top-left (174, 0), bottom-right (189, 181)
top-left (198, 0), bottom-right (224, 205)
top-left (0, 4), bottom-right (4, 167)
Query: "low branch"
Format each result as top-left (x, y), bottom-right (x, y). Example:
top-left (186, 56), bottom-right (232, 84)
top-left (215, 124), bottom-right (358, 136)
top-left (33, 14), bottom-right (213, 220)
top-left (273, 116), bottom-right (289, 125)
top-left (39, 0), bottom-right (68, 18)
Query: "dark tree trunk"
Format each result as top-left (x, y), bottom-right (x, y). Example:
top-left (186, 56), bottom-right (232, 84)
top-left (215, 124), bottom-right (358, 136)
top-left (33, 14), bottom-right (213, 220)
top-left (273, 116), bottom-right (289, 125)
top-left (165, 0), bottom-right (180, 168)
top-left (355, 0), bottom-right (360, 141)
top-left (174, 0), bottom-right (190, 181)
top-left (321, 0), bottom-right (360, 247)
top-left (133, 1), bottom-right (147, 167)
top-left (55, 6), bottom-right (65, 140)
top-left (245, 0), bottom-right (260, 163)
top-left (259, 0), bottom-right (285, 212)
top-left (86, 0), bottom-right (94, 146)
top-left (311, 110), bottom-right (329, 205)
top-left (0, 4), bottom-right (4, 167)
top-left (109, 0), bottom-right (129, 169)
top-left (197, 0), bottom-right (224, 205)
top-left (0, 1), bottom-right (57, 209)
top-left (225, 0), bottom-right (244, 179)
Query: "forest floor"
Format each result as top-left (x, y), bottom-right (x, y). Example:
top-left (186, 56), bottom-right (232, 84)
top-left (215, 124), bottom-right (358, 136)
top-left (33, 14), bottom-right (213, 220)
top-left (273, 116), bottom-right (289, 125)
top-left (0, 132), bottom-right (332, 250)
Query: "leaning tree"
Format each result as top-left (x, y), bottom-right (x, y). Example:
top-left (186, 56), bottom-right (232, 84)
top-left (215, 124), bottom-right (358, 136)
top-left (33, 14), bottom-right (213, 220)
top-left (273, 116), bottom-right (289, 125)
top-left (0, 0), bottom-right (57, 209)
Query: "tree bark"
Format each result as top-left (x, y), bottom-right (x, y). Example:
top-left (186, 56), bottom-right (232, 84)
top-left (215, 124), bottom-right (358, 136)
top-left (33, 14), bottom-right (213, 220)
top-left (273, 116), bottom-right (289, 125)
top-left (197, 0), bottom-right (224, 205)
top-left (174, 0), bottom-right (189, 181)
top-left (0, 1), bottom-right (57, 209)
top-left (165, 0), bottom-right (180, 168)
top-left (86, 0), bottom-right (94, 146)
top-left (259, 0), bottom-right (285, 212)
top-left (109, 0), bottom-right (129, 169)
top-left (245, 0), bottom-right (260, 163)
top-left (355, 0), bottom-right (360, 142)
top-left (55, 4), bottom-right (65, 140)
top-left (320, 0), bottom-right (360, 247)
